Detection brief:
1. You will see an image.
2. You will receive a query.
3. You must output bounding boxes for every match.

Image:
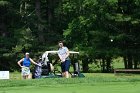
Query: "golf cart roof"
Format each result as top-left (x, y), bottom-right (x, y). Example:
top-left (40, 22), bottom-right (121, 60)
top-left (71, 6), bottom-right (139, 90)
top-left (44, 51), bottom-right (79, 54)
top-left (42, 51), bottom-right (79, 62)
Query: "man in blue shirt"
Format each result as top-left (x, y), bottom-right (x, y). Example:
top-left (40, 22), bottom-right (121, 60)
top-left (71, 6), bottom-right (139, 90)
top-left (58, 41), bottom-right (71, 78)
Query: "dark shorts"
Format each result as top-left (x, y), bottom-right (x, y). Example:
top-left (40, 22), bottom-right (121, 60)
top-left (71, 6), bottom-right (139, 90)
top-left (61, 60), bottom-right (71, 72)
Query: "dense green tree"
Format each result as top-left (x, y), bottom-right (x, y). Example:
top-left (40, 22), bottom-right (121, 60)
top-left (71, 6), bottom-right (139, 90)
top-left (0, 0), bottom-right (140, 72)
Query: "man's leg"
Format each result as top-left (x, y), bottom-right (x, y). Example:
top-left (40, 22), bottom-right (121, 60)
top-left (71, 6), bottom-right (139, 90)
top-left (62, 72), bottom-right (65, 77)
top-left (65, 60), bottom-right (71, 78)
top-left (65, 71), bottom-right (69, 78)
top-left (61, 62), bottom-right (65, 77)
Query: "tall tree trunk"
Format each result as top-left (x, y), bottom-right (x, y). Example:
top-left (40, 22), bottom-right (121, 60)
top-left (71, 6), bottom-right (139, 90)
top-left (127, 54), bottom-right (133, 69)
top-left (106, 57), bottom-right (111, 72)
top-left (0, 23), bottom-right (7, 37)
top-left (123, 56), bottom-right (128, 69)
top-left (102, 58), bottom-right (105, 72)
top-left (134, 56), bottom-right (138, 69)
top-left (82, 57), bottom-right (89, 73)
top-left (35, 0), bottom-right (41, 21)
top-left (35, 0), bottom-right (45, 43)
top-left (47, 0), bottom-right (53, 32)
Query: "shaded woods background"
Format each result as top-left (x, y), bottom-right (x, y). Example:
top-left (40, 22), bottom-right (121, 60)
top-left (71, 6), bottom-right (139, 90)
top-left (0, 0), bottom-right (140, 72)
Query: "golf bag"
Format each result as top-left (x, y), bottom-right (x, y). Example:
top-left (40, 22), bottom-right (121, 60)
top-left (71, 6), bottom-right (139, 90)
top-left (32, 60), bottom-right (52, 79)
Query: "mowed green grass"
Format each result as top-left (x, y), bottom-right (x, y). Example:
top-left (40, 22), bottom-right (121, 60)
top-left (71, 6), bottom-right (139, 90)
top-left (0, 82), bottom-right (140, 93)
top-left (0, 73), bottom-right (140, 93)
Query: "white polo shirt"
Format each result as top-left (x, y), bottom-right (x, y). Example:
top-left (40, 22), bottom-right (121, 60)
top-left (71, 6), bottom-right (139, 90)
top-left (58, 47), bottom-right (69, 61)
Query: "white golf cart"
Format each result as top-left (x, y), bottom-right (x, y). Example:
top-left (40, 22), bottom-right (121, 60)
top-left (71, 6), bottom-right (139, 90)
top-left (33, 51), bottom-right (85, 78)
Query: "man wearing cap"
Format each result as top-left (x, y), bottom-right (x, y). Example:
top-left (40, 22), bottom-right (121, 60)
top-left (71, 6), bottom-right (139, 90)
top-left (17, 52), bottom-right (39, 79)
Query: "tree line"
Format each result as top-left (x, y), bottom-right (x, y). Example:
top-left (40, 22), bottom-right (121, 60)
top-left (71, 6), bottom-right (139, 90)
top-left (0, 0), bottom-right (140, 72)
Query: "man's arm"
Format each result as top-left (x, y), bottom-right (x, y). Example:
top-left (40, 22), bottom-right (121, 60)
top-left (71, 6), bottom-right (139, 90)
top-left (65, 47), bottom-right (70, 59)
top-left (58, 54), bottom-right (63, 62)
top-left (17, 58), bottom-right (24, 68)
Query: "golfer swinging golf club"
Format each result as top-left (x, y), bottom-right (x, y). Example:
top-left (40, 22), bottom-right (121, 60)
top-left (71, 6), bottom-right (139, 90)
top-left (17, 52), bottom-right (39, 79)
top-left (58, 41), bottom-right (71, 78)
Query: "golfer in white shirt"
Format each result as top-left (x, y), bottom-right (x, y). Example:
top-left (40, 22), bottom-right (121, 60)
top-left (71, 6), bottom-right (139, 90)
top-left (58, 41), bottom-right (71, 78)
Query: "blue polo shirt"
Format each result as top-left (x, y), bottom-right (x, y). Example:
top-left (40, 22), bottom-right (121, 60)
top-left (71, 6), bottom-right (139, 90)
top-left (23, 58), bottom-right (31, 67)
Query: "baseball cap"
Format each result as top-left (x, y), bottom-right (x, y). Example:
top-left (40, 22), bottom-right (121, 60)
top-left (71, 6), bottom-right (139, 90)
top-left (25, 52), bottom-right (30, 55)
